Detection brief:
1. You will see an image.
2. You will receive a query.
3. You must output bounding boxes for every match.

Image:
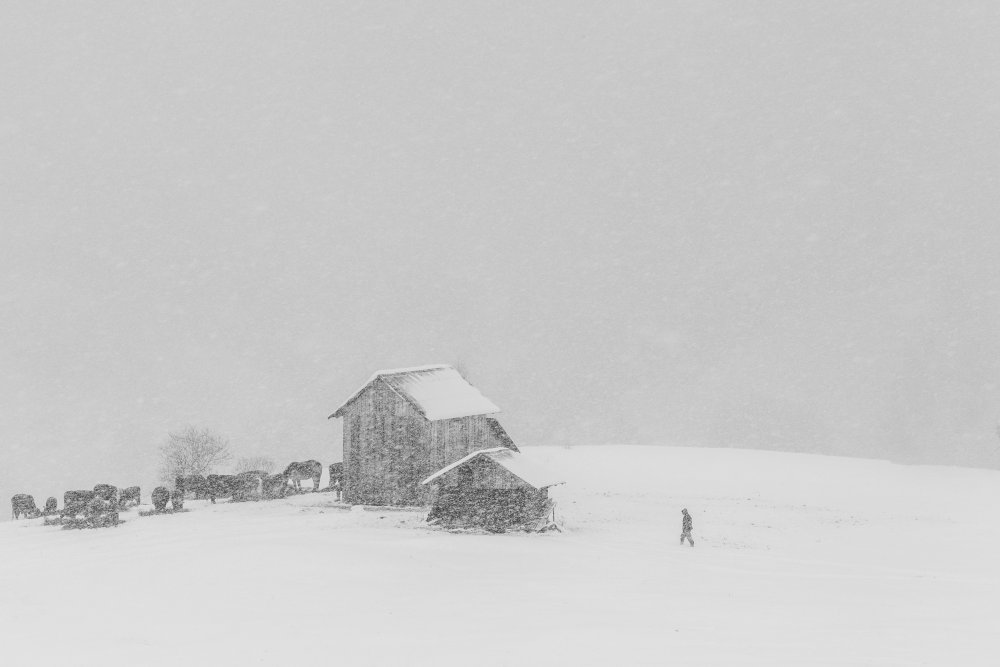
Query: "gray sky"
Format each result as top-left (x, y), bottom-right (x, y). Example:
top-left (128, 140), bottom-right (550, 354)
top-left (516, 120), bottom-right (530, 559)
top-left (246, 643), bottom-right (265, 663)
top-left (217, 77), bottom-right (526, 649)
top-left (2, 2), bottom-right (999, 502)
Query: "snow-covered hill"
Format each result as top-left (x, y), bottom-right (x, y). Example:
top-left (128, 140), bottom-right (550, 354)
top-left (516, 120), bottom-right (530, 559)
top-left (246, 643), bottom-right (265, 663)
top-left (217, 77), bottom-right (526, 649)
top-left (2, 446), bottom-right (998, 666)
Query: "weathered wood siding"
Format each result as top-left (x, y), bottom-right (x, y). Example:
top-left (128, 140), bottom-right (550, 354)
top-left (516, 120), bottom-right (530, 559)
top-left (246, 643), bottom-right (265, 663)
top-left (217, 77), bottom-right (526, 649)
top-left (483, 418), bottom-right (518, 452)
top-left (340, 378), bottom-right (510, 506)
top-left (437, 457), bottom-right (532, 490)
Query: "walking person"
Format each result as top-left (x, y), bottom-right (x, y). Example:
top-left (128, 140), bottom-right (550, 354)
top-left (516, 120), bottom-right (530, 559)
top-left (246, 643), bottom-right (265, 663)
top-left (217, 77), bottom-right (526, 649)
top-left (680, 508), bottom-right (694, 547)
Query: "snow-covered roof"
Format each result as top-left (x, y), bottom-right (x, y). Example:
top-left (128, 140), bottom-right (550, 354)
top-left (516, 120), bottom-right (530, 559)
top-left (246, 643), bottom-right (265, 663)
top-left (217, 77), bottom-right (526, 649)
top-left (420, 447), bottom-right (565, 490)
top-left (329, 365), bottom-right (500, 421)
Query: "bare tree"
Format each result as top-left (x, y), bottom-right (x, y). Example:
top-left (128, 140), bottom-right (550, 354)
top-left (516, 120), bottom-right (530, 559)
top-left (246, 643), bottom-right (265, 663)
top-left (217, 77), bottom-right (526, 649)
top-left (233, 456), bottom-right (276, 475)
top-left (159, 426), bottom-right (232, 484)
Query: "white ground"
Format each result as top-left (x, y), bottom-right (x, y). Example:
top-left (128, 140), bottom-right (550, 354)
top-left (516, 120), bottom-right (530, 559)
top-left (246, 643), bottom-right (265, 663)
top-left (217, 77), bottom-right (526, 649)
top-left (2, 446), bottom-right (998, 666)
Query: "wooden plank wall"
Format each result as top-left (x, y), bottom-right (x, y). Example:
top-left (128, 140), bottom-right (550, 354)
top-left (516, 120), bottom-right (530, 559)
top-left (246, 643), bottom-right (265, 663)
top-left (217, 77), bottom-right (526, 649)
top-left (434, 457), bottom-right (532, 490)
top-left (484, 418), bottom-right (518, 451)
top-left (341, 379), bottom-right (497, 506)
top-left (471, 457), bottom-right (529, 490)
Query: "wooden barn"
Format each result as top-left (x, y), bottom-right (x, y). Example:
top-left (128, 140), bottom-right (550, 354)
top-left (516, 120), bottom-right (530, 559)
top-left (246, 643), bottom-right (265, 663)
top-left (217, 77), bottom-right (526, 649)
top-left (420, 447), bottom-right (564, 532)
top-left (329, 365), bottom-right (518, 506)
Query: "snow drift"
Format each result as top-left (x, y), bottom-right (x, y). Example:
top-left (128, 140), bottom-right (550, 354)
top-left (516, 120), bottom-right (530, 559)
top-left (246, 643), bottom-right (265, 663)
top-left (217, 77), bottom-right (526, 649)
top-left (2, 445), bottom-right (998, 666)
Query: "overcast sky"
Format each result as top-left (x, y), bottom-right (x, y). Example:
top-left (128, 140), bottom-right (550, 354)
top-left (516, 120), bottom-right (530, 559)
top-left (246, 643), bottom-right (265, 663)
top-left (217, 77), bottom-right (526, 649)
top-left (2, 2), bottom-right (998, 503)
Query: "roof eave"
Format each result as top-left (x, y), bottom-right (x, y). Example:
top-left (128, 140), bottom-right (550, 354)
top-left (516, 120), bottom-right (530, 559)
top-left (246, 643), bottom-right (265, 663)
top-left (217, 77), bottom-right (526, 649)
top-left (420, 447), bottom-right (509, 485)
top-left (379, 376), bottom-right (430, 420)
top-left (329, 365), bottom-right (454, 419)
top-left (422, 407), bottom-right (501, 422)
top-left (420, 447), bottom-right (564, 490)
top-left (329, 376), bottom-right (430, 420)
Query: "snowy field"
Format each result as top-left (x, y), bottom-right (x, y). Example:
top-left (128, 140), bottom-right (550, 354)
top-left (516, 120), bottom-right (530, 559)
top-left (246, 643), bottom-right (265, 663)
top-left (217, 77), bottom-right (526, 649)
top-left (3, 445), bottom-right (999, 666)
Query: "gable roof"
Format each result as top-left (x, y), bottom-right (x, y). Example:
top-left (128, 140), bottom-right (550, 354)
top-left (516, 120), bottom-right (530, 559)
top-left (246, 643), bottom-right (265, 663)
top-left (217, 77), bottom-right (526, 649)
top-left (329, 365), bottom-right (500, 421)
top-left (420, 447), bottom-right (565, 490)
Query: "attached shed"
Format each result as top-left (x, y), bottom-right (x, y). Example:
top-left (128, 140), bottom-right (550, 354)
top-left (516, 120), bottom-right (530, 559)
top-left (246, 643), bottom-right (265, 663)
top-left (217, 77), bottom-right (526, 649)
top-left (421, 447), bottom-right (564, 532)
top-left (329, 365), bottom-right (518, 506)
